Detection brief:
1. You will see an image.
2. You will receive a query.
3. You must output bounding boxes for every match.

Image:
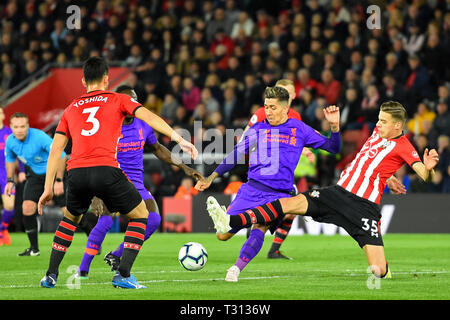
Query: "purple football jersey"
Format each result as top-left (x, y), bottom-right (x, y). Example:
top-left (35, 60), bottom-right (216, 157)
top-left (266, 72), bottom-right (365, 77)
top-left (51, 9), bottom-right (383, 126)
top-left (216, 118), bottom-right (336, 193)
top-left (117, 118), bottom-right (157, 181)
top-left (0, 126), bottom-right (12, 180)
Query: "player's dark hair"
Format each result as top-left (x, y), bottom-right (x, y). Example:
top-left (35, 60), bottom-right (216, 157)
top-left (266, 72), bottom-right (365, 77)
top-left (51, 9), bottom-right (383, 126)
top-left (83, 57), bottom-right (109, 84)
top-left (10, 112), bottom-right (29, 122)
top-left (380, 101), bottom-right (407, 125)
top-left (116, 85), bottom-right (138, 101)
top-left (264, 86), bottom-right (290, 105)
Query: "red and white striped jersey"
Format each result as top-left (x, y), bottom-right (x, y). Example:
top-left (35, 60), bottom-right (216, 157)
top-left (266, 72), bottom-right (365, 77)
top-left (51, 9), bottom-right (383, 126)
top-left (337, 127), bottom-right (421, 204)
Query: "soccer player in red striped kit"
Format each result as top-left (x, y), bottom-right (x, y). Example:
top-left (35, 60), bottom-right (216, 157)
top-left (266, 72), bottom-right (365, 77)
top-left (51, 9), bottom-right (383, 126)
top-left (38, 57), bottom-right (197, 289)
top-left (207, 101), bottom-right (439, 278)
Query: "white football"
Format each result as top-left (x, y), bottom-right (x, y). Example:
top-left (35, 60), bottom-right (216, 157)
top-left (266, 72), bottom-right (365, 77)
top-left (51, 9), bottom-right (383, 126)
top-left (178, 242), bottom-right (208, 271)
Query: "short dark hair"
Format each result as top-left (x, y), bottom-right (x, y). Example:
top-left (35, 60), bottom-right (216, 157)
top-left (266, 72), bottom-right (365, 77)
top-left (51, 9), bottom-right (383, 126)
top-left (264, 86), bottom-right (290, 105)
top-left (83, 57), bottom-right (109, 84)
top-left (116, 85), bottom-right (138, 100)
top-left (10, 112), bottom-right (29, 122)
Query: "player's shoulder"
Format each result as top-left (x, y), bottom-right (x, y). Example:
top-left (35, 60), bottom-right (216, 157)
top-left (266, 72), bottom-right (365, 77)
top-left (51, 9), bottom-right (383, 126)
top-left (248, 107), bottom-right (265, 126)
top-left (286, 117), bottom-right (306, 129)
top-left (394, 133), bottom-right (416, 151)
top-left (29, 127), bottom-right (49, 139)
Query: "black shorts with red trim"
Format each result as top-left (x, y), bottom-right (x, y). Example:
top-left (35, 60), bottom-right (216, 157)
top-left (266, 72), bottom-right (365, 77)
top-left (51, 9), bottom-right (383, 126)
top-left (66, 166), bottom-right (142, 216)
top-left (302, 185), bottom-right (383, 248)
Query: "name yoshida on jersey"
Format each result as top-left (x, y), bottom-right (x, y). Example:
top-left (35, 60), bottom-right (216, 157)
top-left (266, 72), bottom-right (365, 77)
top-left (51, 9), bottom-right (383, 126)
top-left (337, 127), bottom-right (420, 204)
top-left (73, 95), bottom-right (109, 108)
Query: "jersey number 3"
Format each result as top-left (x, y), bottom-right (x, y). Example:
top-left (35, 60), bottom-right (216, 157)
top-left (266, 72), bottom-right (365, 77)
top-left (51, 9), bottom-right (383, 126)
top-left (81, 107), bottom-right (100, 136)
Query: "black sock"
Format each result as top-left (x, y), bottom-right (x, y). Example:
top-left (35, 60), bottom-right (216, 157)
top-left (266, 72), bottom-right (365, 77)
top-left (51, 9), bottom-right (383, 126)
top-left (118, 218), bottom-right (147, 278)
top-left (23, 214), bottom-right (38, 250)
top-left (229, 200), bottom-right (284, 228)
top-left (381, 262), bottom-right (389, 278)
top-left (47, 217), bottom-right (77, 276)
top-left (269, 217), bottom-right (294, 253)
top-left (78, 215), bottom-right (94, 236)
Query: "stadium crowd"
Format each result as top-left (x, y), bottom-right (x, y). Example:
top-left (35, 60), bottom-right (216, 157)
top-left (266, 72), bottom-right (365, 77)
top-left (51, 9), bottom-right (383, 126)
top-left (0, 0), bottom-right (449, 197)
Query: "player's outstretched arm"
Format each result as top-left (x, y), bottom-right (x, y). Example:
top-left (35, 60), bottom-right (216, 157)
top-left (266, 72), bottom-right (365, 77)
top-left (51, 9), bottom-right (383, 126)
top-left (412, 148), bottom-right (439, 183)
top-left (38, 133), bottom-right (68, 215)
top-left (134, 107), bottom-right (198, 160)
top-left (195, 172), bottom-right (218, 191)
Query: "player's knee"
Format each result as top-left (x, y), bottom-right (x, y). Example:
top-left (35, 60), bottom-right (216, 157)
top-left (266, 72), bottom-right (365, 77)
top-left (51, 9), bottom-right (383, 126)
top-left (22, 201), bottom-right (37, 215)
top-left (285, 214), bottom-right (296, 220)
top-left (62, 207), bottom-right (83, 224)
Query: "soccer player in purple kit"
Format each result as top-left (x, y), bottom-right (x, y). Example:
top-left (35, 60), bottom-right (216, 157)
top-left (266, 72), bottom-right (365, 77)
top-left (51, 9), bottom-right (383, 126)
top-left (76, 86), bottom-right (203, 278)
top-left (195, 86), bottom-right (341, 281)
top-left (0, 107), bottom-right (25, 246)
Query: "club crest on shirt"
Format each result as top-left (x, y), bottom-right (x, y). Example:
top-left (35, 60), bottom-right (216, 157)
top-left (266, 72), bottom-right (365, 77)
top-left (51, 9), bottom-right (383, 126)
top-left (310, 190), bottom-right (320, 198)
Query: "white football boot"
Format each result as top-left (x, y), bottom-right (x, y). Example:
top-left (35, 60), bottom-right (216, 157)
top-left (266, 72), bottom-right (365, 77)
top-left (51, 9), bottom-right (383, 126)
top-left (206, 196), bottom-right (231, 234)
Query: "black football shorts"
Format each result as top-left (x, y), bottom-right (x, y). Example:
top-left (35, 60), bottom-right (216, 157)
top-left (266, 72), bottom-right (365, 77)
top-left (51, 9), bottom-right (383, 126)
top-left (302, 185), bottom-right (383, 247)
top-left (66, 166), bottom-right (142, 216)
top-left (23, 168), bottom-right (46, 203)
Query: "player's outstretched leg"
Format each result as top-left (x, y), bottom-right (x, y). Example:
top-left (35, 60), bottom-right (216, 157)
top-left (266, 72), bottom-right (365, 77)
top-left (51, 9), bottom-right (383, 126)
top-left (364, 245), bottom-right (391, 279)
top-left (40, 212), bottom-right (81, 288)
top-left (112, 201), bottom-right (148, 289)
top-left (267, 215), bottom-right (294, 260)
top-left (226, 228), bottom-right (265, 282)
top-left (105, 211), bottom-right (160, 271)
top-left (77, 215), bottom-right (114, 278)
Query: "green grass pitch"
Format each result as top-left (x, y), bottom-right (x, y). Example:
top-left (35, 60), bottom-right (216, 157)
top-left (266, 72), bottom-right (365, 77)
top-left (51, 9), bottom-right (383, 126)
top-left (0, 232), bottom-right (449, 300)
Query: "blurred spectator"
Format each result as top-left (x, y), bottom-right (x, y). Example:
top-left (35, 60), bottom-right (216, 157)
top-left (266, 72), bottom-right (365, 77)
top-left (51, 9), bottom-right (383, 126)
top-left (420, 33), bottom-right (445, 86)
top-left (201, 87), bottom-right (220, 115)
top-left (182, 77), bottom-right (201, 113)
top-left (230, 11), bottom-right (254, 39)
top-left (174, 177), bottom-right (199, 199)
top-left (143, 93), bottom-right (163, 115)
top-left (437, 135), bottom-right (450, 192)
top-left (402, 22), bottom-right (426, 56)
top-left (1, 63), bottom-right (19, 91)
top-left (407, 102), bottom-right (436, 137)
top-left (340, 87), bottom-right (362, 130)
top-left (436, 85), bottom-right (450, 106)
top-left (385, 52), bottom-right (406, 85)
top-left (381, 73), bottom-right (406, 104)
top-left (295, 68), bottom-right (318, 99)
top-left (222, 86), bottom-right (237, 126)
top-left (428, 103), bottom-right (450, 148)
top-left (224, 175), bottom-right (243, 195)
top-left (242, 73), bottom-right (264, 116)
top-left (206, 7), bottom-right (230, 43)
top-left (315, 69), bottom-right (342, 105)
top-left (404, 55), bottom-right (430, 113)
top-left (160, 93), bottom-right (179, 124)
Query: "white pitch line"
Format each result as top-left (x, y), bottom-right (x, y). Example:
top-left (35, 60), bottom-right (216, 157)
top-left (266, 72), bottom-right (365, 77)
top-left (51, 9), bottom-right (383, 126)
top-left (1, 270), bottom-right (450, 290)
top-left (0, 275), bottom-right (292, 289)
